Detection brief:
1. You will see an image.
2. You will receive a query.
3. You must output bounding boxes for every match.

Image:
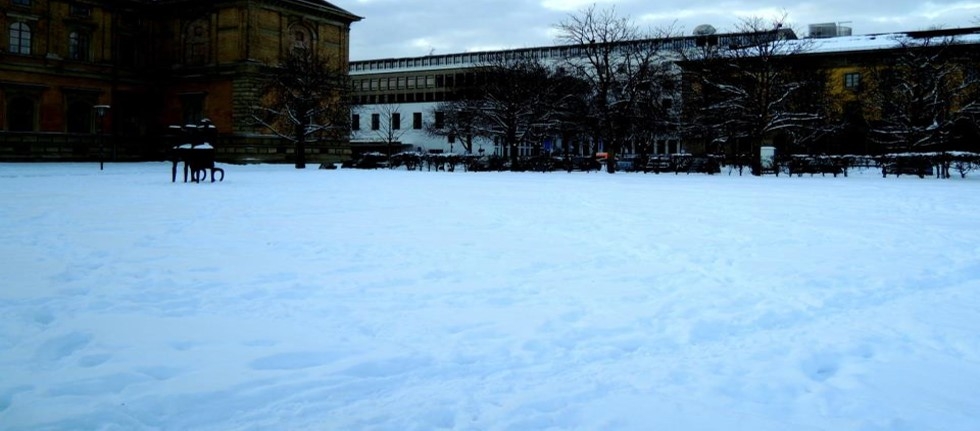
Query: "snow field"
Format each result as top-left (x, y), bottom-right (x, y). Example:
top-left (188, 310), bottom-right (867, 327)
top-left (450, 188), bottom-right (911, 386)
top-left (1, 162), bottom-right (979, 430)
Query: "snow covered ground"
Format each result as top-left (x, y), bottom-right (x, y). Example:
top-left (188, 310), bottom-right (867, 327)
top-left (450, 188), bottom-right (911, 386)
top-left (2, 162), bottom-right (979, 431)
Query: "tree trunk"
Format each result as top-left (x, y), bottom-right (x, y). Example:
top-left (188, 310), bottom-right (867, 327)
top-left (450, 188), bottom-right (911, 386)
top-left (507, 125), bottom-right (519, 170)
top-left (605, 135), bottom-right (619, 173)
top-left (295, 123), bottom-right (307, 169)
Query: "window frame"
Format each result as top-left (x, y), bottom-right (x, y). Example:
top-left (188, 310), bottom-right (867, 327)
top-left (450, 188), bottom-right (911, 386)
top-left (70, 3), bottom-right (92, 17)
top-left (66, 99), bottom-right (95, 133)
top-left (184, 19), bottom-right (211, 65)
top-left (9, 22), bottom-right (32, 55)
top-left (179, 93), bottom-right (206, 125)
top-left (7, 96), bottom-right (38, 132)
top-left (68, 30), bottom-right (91, 61)
top-left (290, 25), bottom-right (313, 50)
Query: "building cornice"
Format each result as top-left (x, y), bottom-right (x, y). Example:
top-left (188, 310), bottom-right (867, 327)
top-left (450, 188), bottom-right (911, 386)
top-left (147, 0), bottom-right (361, 23)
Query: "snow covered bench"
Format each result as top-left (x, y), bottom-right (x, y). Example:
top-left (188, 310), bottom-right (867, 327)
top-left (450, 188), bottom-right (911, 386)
top-left (171, 143), bottom-right (224, 183)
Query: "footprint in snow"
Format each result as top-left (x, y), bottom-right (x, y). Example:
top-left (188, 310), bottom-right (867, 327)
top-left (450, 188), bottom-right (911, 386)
top-left (34, 332), bottom-right (93, 362)
top-left (802, 353), bottom-right (840, 382)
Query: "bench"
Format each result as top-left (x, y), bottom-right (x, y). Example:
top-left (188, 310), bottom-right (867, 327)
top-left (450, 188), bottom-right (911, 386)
top-left (171, 144), bottom-right (224, 183)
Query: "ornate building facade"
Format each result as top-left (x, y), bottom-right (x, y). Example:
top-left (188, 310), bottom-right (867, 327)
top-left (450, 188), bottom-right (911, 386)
top-left (0, 0), bottom-right (360, 162)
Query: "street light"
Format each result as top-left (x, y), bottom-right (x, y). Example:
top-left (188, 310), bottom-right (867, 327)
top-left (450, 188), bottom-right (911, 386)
top-left (93, 105), bottom-right (110, 170)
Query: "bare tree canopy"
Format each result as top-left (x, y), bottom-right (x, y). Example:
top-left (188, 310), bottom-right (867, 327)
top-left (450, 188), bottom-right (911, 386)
top-left (252, 48), bottom-right (352, 168)
top-left (426, 98), bottom-right (481, 154)
top-left (865, 34), bottom-right (980, 156)
top-left (678, 14), bottom-right (825, 174)
top-left (366, 104), bottom-right (409, 158)
top-left (555, 5), bottom-right (681, 173)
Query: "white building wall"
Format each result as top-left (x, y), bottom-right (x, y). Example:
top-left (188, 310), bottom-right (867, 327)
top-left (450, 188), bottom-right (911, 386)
top-left (351, 103), bottom-right (567, 156)
top-left (349, 42), bottom-right (694, 158)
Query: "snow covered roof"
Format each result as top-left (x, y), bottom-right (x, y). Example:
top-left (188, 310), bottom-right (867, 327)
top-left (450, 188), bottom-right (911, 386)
top-left (799, 27), bottom-right (980, 55)
top-left (351, 27), bottom-right (980, 76)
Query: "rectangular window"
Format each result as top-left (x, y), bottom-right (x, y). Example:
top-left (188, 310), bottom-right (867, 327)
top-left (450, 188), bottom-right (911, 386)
top-left (844, 72), bottom-right (861, 90)
top-left (391, 112), bottom-right (401, 130)
top-left (70, 3), bottom-right (91, 17)
top-left (117, 35), bottom-right (137, 66)
top-left (7, 96), bottom-right (37, 131)
top-left (371, 113), bottom-right (380, 130)
top-left (179, 93), bottom-right (206, 125)
top-left (351, 114), bottom-right (360, 131)
top-left (413, 112), bottom-right (422, 129)
top-left (189, 42), bottom-right (206, 65)
top-left (9, 22), bottom-right (31, 54)
top-left (69, 31), bottom-right (90, 60)
top-left (434, 111), bottom-right (445, 129)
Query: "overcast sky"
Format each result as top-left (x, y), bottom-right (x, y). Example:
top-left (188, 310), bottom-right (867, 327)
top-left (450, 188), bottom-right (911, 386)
top-left (344, 0), bottom-right (980, 60)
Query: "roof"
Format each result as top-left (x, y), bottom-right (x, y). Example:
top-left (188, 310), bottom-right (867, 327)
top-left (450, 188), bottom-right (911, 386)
top-left (801, 26), bottom-right (980, 55)
top-left (350, 26), bottom-right (980, 75)
top-left (144, 0), bottom-right (362, 22)
top-left (292, 0), bottom-right (362, 22)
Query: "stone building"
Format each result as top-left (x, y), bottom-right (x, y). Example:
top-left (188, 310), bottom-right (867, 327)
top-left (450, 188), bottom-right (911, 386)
top-left (0, 0), bottom-right (360, 163)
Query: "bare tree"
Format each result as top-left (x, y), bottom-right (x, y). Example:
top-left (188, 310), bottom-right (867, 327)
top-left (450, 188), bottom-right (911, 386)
top-left (555, 5), bottom-right (681, 173)
top-left (452, 55), bottom-right (564, 167)
top-left (251, 48), bottom-right (351, 169)
top-left (541, 71), bottom-right (593, 159)
top-left (678, 15), bottom-right (822, 174)
top-left (426, 98), bottom-right (481, 154)
top-left (365, 104), bottom-right (409, 159)
top-left (865, 33), bottom-right (980, 156)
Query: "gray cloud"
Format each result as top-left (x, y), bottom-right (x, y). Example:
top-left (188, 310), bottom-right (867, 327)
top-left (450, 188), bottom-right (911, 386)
top-left (346, 0), bottom-right (980, 60)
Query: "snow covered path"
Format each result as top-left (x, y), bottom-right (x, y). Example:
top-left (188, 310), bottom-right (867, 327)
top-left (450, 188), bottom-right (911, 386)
top-left (1, 163), bottom-right (979, 430)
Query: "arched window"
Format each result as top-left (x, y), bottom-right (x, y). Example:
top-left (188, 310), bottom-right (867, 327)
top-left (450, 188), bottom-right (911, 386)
top-left (7, 97), bottom-right (36, 131)
top-left (184, 19), bottom-right (210, 65)
top-left (69, 31), bottom-right (90, 61)
top-left (294, 30), bottom-right (307, 48)
top-left (289, 24), bottom-right (314, 51)
top-left (9, 22), bottom-right (31, 54)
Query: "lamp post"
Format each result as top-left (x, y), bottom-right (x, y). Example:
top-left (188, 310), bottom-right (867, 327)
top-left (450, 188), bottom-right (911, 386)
top-left (93, 105), bottom-right (110, 170)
